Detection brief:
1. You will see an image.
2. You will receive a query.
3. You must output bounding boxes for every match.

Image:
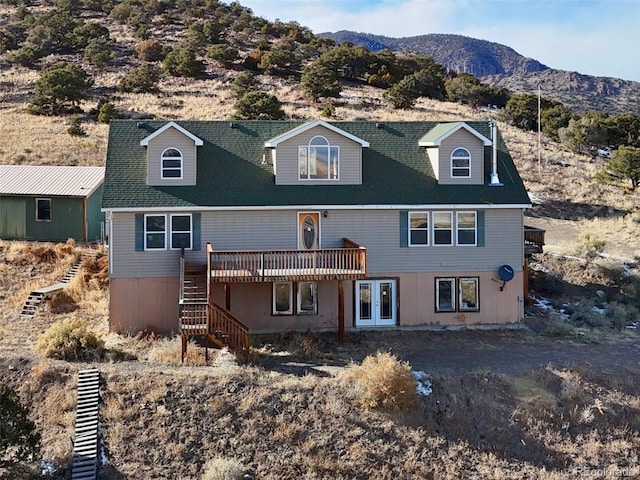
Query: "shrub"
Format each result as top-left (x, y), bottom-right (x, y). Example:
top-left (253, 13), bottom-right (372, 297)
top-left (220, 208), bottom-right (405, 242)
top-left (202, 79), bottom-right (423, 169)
top-left (163, 48), bottom-right (205, 78)
top-left (136, 38), bottom-right (164, 62)
top-left (83, 39), bottom-right (114, 67)
top-left (118, 63), bottom-right (160, 93)
top-left (579, 231), bottom-right (605, 258)
top-left (230, 71), bottom-right (259, 99)
top-left (606, 301), bottom-right (639, 330)
top-left (36, 317), bottom-right (104, 361)
top-left (200, 457), bottom-right (245, 480)
top-left (0, 383), bottom-right (41, 478)
top-left (321, 103), bottom-right (336, 118)
top-left (344, 351), bottom-right (417, 410)
top-left (541, 317), bottom-right (576, 338)
top-left (97, 101), bottom-right (119, 124)
top-left (67, 117), bottom-right (86, 137)
top-left (233, 91), bottom-right (285, 120)
top-left (569, 302), bottom-right (608, 328)
top-left (207, 44), bottom-right (239, 67)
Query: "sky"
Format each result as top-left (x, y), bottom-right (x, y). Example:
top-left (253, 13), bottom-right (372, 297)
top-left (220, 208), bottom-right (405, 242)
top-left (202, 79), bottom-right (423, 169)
top-left (240, 0), bottom-right (640, 82)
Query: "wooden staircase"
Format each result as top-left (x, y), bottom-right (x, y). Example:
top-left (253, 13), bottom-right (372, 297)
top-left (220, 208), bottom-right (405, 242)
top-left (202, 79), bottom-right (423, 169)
top-left (182, 264), bottom-right (208, 302)
top-left (19, 256), bottom-right (84, 319)
top-left (179, 261), bottom-right (250, 361)
top-left (71, 368), bottom-right (100, 480)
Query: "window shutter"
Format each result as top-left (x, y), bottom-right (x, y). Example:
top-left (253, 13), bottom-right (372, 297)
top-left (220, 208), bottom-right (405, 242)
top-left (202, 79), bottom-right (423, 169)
top-left (135, 214), bottom-right (144, 251)
top-left (399, 211), bottom-right (408, 247)
top-left (477, 210), bottom-right (485, 247)
top-left (192, 213), bottom-right (201, 251)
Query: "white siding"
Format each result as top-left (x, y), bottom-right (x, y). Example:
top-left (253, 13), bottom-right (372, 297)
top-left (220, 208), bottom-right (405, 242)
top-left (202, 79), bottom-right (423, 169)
top-left (146, 128), bottom-right (198, 186)
top-left (274, 125), bottom-right (362, 185)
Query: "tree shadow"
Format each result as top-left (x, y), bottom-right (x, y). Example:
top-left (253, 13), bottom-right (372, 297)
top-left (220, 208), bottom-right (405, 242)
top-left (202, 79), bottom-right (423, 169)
top-left (527, 200), bottom-right (626, 220)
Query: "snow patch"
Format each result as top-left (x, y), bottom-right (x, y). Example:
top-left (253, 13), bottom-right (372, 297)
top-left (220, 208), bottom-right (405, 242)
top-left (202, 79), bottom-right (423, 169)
top-left (412, 371), bottom-right (432, 397)
top-left (41, 458), bottom-right (55, 476)
top-left (592, 306), bottom-right (607, 315)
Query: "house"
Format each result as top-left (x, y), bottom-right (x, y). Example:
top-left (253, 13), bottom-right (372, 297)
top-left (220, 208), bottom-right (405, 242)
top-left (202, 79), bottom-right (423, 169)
top-left (102, 119), bottom-right (540, 353)
top-left (0, 165), bottom-right (105, 243)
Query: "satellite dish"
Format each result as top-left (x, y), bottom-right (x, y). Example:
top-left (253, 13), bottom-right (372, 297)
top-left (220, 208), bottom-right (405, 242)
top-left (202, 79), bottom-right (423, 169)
top-left (494, 265), bottom-right (514, 291)
top-left (498, 265), bottom-right (514, 282)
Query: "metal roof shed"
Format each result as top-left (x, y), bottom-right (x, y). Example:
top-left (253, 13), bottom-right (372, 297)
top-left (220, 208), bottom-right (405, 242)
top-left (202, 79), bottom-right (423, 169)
top-left (0, 165), bottom-right (105, 243)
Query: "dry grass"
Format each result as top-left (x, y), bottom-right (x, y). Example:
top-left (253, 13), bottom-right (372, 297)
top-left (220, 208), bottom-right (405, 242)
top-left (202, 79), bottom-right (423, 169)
top-left (147, 336), bottom-right (212, 365)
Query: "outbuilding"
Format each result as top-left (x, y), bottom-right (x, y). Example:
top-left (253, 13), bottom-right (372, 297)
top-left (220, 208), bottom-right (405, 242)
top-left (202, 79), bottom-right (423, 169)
top-left (0, 165), bottom-right (105, 243)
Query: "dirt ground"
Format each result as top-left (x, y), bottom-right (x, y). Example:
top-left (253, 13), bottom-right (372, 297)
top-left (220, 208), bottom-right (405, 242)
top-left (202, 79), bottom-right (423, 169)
top-left (250, 324), bottom-right (640, 377)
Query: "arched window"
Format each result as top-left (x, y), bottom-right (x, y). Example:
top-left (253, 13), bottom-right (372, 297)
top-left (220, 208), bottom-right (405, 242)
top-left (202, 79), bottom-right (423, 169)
top-left (451, 148), bottom-right (471, 177)
top-left (298, 135), bottom-right (339, 179)
top-left (161, 148), bottom-right (183, 179)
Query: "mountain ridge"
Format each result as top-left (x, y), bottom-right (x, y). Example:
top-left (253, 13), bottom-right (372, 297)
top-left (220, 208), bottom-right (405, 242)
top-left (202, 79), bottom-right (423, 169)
top-left (319, 31), bottom-right (640, 115)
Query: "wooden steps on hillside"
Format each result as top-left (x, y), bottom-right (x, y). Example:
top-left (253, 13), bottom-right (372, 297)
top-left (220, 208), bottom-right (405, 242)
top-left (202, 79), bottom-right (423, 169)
top-left (71, 368), bottom-right (100, 480)
top-left (19, 255), bottom-right (86, 319)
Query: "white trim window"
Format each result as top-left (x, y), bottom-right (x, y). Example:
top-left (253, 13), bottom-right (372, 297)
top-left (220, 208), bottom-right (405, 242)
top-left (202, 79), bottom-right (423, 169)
top-left (451, 148), bottom-right (471, 177)
top-left (299, 135), bottom-right (339, 180)
top-left (35, 198), bottom-right (51, 222)
top-left (435, 278), bottom-right (455, 312)
top-left (273, 282), bottom-right (293, 315)
top-left (170, 214), bottom-right (192, 250)
top-left (433, 212), bottom-right (453, 245)
top-left (161, 148), bottom-right (183, 179)
top-left (409, 212), bottom-right (429, 246)
top-left (297, 281), bottom-right (318, 314)
top-left (456, 211), bottom-right (477, 246)
top-left (459, 277), bottom-right (479, 311)
top-left (144, 214), bottom-right (166, 250)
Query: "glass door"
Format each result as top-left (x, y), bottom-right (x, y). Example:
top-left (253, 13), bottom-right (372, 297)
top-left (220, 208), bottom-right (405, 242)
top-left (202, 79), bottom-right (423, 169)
top-left (355, 279), bottom-right (397, 327)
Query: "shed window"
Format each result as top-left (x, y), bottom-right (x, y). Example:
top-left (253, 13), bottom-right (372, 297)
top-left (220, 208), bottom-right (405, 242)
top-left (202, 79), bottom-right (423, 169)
top-left (161, 148), bottom-right (183, 179)
top-left (36, 198), bottom-right (51, 222)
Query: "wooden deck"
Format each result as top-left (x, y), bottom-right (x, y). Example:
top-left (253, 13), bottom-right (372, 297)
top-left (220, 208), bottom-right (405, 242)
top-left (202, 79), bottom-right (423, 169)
top-left (524, 225), bottom-right (546, 255)
top-left (207, 238), bottom-right (367, 283)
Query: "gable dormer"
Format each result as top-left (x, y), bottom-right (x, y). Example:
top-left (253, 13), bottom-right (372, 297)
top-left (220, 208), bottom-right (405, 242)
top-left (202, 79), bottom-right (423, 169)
top-left (265, 120), bottom-right (369, 185)
top-left (140, 122), bottom-right (203, 186)
top-left (419, 122), bottom-right (491, 185)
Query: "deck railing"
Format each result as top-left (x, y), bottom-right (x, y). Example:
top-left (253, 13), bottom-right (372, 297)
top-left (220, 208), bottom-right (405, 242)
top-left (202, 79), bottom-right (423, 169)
top-left (208, 302), bottom-right (250, 353)
top-left (524, 225), bottom-right (545, 255)
top-left (207, 238), bottom-right (367, 282)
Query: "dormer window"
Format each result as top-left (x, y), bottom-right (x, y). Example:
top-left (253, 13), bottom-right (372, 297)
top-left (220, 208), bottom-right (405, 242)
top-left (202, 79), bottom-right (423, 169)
top-left (298, 136), bottom-right (339, 180)
top-left (161, 148), bottom-right (183, 179)
top-left (451, 148), bottom-right (471, 177)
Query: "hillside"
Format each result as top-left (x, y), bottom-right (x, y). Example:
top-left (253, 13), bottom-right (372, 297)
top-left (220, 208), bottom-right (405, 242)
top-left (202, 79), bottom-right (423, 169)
top-left (320, 31), bottom-right (640, 115)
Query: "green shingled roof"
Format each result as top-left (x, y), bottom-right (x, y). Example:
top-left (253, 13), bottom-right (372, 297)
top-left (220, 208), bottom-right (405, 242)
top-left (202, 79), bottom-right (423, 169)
top-left (102, 120), bottom-right (531, 210)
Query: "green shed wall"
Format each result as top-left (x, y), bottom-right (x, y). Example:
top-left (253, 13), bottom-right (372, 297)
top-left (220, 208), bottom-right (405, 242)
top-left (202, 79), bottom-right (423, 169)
top-left (86, 185), bottom-right (104, 242)
top-left (0, 195), bottom-right (88, 242)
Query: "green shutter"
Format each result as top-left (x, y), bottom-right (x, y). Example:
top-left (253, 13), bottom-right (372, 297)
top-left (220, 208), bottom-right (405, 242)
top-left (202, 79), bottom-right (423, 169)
top-left (192, 213), bottom-right (201, 251)
top-left (477, 210), bottom-right (485, 247)
top-left (135, 214), bottom-right (144, 251)
top-left (399, 211), bottom-right (408, 247)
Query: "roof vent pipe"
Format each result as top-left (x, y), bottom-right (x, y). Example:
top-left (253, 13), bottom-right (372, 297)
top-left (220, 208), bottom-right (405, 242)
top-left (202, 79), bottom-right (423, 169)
top-left (488, 120), bottom-right (503, 187)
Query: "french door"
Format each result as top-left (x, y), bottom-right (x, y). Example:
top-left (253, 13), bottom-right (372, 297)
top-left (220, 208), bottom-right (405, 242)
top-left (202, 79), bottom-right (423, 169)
top-left (355, 279), bottom-right (397, 327)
